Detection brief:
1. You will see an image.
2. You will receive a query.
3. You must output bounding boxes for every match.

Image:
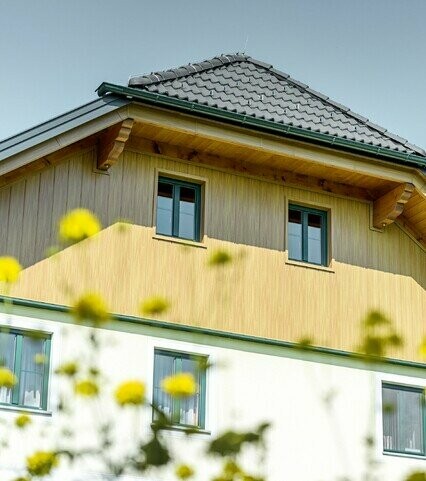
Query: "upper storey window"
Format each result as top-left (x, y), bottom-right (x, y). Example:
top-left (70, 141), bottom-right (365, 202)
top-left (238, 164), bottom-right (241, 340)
top-left (156, 176), bottom-right (202, 242)
top-left (288, 204), bottom-right (328, 266)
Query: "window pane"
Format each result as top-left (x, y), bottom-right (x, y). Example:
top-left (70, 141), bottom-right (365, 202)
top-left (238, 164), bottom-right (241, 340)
top-left (19, 336), bottom-right (45, 408)
top-left (157, 182), bottom-right (173, 236)
top-left (178, 187), bottom-right (196, 240)
top-left (180, 357), bottom-right (200, 426)
top-left (307, 213), bottom-right (323, 265)
top-left (383, 386), bottom-right (424, 454)
top-left (288, 209), bottom-right (302, 261)
top-left (153, 352), bottom-right (174, 420)
top-left (0, 332), bottom-right (15, 404)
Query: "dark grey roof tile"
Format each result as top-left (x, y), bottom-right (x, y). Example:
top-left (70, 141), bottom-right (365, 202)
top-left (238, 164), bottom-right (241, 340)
top-left (128, 54), bottom-right (425, 157)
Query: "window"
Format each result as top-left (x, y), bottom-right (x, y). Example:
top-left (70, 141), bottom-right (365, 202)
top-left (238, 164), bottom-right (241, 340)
top-left (156, 176), bottom-right (202, 242)
top-left (0, 328), bottom-right (51, 410)
top-left (288, 204), bottom-right (328, 266)
top-left (153, 349), bottom-right (207, 429)
top-left (382, 383), bottom-right (425, 456)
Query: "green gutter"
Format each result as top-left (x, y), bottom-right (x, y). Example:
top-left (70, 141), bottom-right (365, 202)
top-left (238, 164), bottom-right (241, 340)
top-left (96, 82), bottom-right (426, 170)
top-left (1, 295), bottom-right (425, 371)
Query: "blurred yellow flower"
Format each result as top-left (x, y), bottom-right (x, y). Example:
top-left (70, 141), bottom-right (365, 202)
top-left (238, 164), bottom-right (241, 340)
top-left (55, 362), bottom-right (78, 377)
top-left (34, 353), bottom-right (47, 365)
top-left (140, 296), bottom-right (170, 316)
top-left (74, 379), bottom-right (99, 397)
top-left (419, 337), bottom-right (426, 359)
top-left (72, 293), bottom-right (109, 325)
top-left (0, 367), bottom-right (17, 388)
top-left (59, 208), bottom-right (101, 243)
top-left (175, 464), bottom-right (195, 480)
top-left (26, 451), bottom-right (59, 477)
top-left (161, 372), bottom-right (196, 397)
top-left (15, 414), bottom-right (31, 429)
top-left (0, 257), bottom-right (22, 283)
top-left (208, 249), bottom-right (232, 267)
top-left (114, 380), bottom-right (146, 406)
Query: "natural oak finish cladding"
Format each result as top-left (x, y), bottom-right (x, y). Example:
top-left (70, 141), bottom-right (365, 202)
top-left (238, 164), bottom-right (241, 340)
top-left (1, 148), bottom-right (424, 362)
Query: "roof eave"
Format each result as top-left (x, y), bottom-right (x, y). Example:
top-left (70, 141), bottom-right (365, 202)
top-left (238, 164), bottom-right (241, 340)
top-left (96, 82), bottom-right (426, 171)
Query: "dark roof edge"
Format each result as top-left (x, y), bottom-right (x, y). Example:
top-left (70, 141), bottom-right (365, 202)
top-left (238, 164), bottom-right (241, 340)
top-left (0, 95), bottom-right (130, 161)
top-left (1, 295), bottom-right (425, 371)
top-left (97, 82), bottom-right (426, 170)
top-left (128, 53), bottom-right (425, 157)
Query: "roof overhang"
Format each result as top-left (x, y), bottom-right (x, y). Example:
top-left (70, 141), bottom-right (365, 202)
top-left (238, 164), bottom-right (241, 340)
top-left (0, 87), bottom-right (425, 249)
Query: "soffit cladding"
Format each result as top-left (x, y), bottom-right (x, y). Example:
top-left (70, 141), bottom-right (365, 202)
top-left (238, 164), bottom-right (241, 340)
top-left (124, 53), bottom-right (426, 168)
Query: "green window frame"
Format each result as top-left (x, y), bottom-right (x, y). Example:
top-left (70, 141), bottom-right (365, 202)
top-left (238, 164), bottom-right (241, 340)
top-left (0, 328), bottom-right (51, 411)
top-left (152, 349), bottom-right (207, 429)
top-left (382, 383), bottom-right (426, 457)
top-left (156, 176), bottom-right (202, 242)
top-left (288, 204), bottom-right (328, 266)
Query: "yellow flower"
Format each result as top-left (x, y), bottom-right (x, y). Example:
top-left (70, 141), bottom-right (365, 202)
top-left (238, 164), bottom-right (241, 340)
top-left (55, 361), bottom-right (78, 377)
top-left (26, 451), bottom-right (59, 477)
top-left (419, 337), bottom-right (426, 359)
top-left (161, 372), bottom-right (197, 397)
top-left (34, 353), bottom-right (47, 365)
top-left (74, 379), bottom-right (99, 397)
top-left (59, 208), bottom-right (101, 243)
top-left (115, 380), bottom-right (146, 406)
top-left (72, 293), bottom-right (110, 325)
top-left (0, 257), bottom-right (22, 283)
top-left (140, 296), bottom-right (170, 316)
top-left (175, 464), bottom-right (195, 480)
top-left (208, 249), bottom-right (232, 267)
top-left (0, 367), bottom-right (17, 388)
top-left (15, 414), bottom-right (31, 429)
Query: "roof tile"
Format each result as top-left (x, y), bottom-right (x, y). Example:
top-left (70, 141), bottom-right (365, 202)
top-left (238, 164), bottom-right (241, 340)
top-left (127, 54), bottom-right (425, 157)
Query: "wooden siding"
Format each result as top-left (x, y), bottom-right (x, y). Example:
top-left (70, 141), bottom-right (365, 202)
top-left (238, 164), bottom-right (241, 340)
top-left (0, 147), bottom-right (425, 361)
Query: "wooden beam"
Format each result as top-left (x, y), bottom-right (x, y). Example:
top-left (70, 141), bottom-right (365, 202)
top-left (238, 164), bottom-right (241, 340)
top-left (373, 182), bottom-right (415, 229)
top-left (97, 119), bottom-right (134, 170)
top-left (127, 135), bottom-right (373, 201)
top-left (396, 215), bottom-right (425, 250)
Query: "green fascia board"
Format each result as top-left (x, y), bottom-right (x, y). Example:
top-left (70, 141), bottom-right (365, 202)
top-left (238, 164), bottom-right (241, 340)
top-left (0, 295), bottom-right (425, 372)
top-left (96, 82), bottom-right (426, 170)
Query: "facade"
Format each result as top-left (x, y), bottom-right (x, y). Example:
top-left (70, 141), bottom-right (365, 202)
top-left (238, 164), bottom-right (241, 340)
top-left (0, 54), bottom-right (425, 480)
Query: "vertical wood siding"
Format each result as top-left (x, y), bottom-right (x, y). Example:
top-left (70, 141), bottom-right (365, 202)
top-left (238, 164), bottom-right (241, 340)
top-left (0, 147), bottom-right (424, 361)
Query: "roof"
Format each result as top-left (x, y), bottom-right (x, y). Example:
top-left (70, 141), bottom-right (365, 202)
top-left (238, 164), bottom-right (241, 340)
top-left (0, 95), bottom-right (129, 162)
top-left (128, 53), bottom-right (426, 159)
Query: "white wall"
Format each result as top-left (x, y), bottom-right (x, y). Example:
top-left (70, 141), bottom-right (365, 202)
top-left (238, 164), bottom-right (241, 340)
top-left (0, 311), bottom-right (425, 481)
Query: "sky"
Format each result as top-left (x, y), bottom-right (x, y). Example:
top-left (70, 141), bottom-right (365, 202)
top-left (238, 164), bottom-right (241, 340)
top-left (0, 0), bottom-right (425, 149)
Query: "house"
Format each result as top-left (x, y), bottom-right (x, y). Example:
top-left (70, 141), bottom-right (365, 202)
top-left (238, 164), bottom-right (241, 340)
top-left (0, 53), bottom-right (425, 480)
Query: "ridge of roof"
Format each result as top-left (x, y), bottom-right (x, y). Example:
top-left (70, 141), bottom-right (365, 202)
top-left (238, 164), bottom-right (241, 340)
top-left (128, 53), bottom-right (426, 157)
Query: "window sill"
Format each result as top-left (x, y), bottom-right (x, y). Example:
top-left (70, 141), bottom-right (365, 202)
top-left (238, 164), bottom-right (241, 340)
top-left (152, 234), bottom-right (207, 249)
top-left (151, 423), bottom-right (211, 435)
top-left (0, 404), bottom-right (52, 416)
top-left (285, 259), bottom-right (335, 273)
top-left (383, 451), bottom-right (425, 460)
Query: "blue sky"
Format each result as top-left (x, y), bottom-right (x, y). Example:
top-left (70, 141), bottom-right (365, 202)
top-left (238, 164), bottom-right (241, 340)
top-left (1, 0), bottom-right (425, 149)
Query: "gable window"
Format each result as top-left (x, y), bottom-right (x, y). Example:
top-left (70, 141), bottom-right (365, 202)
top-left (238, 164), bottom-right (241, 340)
top-left (0, 329), bottom-right (51, 411)
top-left (153, 349), bottom-right (206, 429)
top-left (156, 176), bottom-right (202, 242)
top-left (288, 204), bottom-right (328, 266)
top-left (382, 383), bottom-right (425, 456)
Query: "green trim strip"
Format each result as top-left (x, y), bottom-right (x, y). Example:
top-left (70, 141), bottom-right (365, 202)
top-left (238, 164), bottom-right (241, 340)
top-left (0, 295), bottom-right (425, 371)
top-left (96, 82), bottom-right (426, 170)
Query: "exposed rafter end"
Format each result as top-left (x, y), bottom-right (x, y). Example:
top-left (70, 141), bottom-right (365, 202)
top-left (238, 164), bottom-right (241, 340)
top-left (373, 182), bottom-right (415, 229)
top-left (97, 118), bottom-right (134, 171)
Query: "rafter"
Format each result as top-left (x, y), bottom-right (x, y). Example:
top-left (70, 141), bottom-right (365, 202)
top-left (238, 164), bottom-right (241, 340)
top-left (373, 182), bottom-right (415, 229)
top-left (97, 119), bottom-right (134, 170)
top-left (126, 135), bottom-right (373, 201)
